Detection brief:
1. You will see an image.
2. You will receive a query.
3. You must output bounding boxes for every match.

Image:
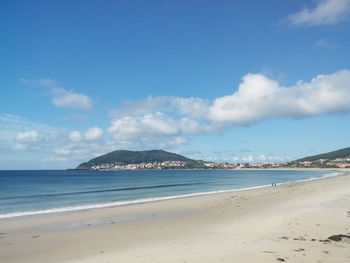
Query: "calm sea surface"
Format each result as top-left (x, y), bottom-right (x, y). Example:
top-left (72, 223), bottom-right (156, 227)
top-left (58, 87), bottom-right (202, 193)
top-left (0, 169), bottom-right (336, 218)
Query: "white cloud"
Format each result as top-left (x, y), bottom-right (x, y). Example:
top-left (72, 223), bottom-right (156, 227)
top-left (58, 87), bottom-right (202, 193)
top-left (314, 39), bottom-right (338, 48)
top-left (109, 112), bottom-right (179, 141)
top-left (21, 78), bottom-right (93, 111)
top-left (54, 147), bottom-right (71, 155)
top-left (69, 131), bottom-right (82, 142)
top-left (84, 127), bottom-right (103, 140)
top-left (287, 0), bottom-right (350, 26)
top-left (241, 155), bottom-right (254, 162)
top-left (107, 69), bottom-right (350, 148)
top-left (0, 114), bottom-right (59, 151)
top-left (13, 143), bottom-right (27, 151)
top-left (108, 112), bottom-right (208, 148)
top-left (231, 154), bottom-right (292, 163)
top-left (256, 154), bottom-right (265, 161)
top-left (168, 97), bottom-right (209, 118)
top-left (112, 70), bottom-right (350, 132)
top-left (158, 137), bottom-right (189, 149)
top-left (41, 156), bottom-right (70, 162)
top-left (0, 114), bottom-right (113, 168)
top-left (60, 114), bottom-right (88, 122)
top-left (51, 88), bottom-right (93, 111)
top-left (20, 78), bottom-right (57, 87)
top-left (209, 70), bottom-right (350, 124)
top-left (15, 130), bottom-right (40, 142)
top-left (111, 96), bottom-right (209, 119)
top-left (111, 96), bottom-right (166, 117)
top-left (167, 137), bottom-right (188, 146)
top-left (6, 68), bottom-right (350, 168)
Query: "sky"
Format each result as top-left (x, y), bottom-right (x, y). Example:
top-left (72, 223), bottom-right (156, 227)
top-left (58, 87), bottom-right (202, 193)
top-left (1, 0), bottom-right (350, 169)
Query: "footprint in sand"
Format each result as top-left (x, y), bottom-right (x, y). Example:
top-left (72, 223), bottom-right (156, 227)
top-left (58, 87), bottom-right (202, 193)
top-left (293, 237), bottom-right (306, 241)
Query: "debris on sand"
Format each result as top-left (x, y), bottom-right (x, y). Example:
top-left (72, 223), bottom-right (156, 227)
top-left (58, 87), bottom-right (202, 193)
top-left (327, 234), bottom-right (350, 242)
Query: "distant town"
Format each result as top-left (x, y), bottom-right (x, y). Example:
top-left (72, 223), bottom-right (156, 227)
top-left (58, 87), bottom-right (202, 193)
top-left (75, 148), bottom-right (350, 171)
top-left (90, 158), bottom-right (350, 171)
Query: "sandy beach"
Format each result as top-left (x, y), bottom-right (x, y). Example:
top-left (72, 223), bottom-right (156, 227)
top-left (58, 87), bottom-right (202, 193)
top-left (1, 170), bottom-right (349, 263)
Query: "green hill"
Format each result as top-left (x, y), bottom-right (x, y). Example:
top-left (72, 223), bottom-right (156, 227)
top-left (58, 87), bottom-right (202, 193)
top-left (77, 150), bottom-right (197, 169)
top-left (296, 147), bottom-right (350, 162)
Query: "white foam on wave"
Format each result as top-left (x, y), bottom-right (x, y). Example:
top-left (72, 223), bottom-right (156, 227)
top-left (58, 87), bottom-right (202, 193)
top-left (0, 170), bottom-right (343, 219)
top-left (291, 170), bottom-right (343, 184)
top-left (0, 185), bottom-right (270, 219)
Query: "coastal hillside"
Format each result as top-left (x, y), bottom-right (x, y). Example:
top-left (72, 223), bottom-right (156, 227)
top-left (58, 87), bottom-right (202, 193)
top-left (296, 147), bottom-right (350, 162)
top-left (77, 150), bottom-right (197, 169)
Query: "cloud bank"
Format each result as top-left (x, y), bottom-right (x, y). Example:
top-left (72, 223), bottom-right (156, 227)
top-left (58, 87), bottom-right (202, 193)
top-left (107, 69), bottom-right (350, 150)
top-left (6, 69), bottom-right (350, 167)
top-left (15, 130), bottom-right (40, 142)
top-left (111, 69), bottom-right (350, 123)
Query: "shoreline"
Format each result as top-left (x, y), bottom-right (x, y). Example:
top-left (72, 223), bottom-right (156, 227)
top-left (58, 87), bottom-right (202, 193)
top-left (1, 170), bottom-right (349, 262)
top-left (0, 169), bottom-right (343, 220)
top-left (69, 167), bottom-right (349, 171)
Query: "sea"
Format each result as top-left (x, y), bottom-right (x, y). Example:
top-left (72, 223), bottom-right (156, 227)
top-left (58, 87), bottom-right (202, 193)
top-left (0, 169), bottom-right (339, 219)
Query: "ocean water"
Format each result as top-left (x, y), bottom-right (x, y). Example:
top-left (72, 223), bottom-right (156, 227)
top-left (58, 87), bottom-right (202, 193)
top-left (0, 169), bottom-right (337, 218)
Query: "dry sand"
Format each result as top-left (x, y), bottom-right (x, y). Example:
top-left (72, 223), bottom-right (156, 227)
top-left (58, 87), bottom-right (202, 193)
top-left (1, 170), bottom-right (350, 263)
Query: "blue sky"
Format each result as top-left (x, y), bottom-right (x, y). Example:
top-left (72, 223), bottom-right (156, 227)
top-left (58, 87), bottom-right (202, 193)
top-left (1, 0), bottom-right (350, 169)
